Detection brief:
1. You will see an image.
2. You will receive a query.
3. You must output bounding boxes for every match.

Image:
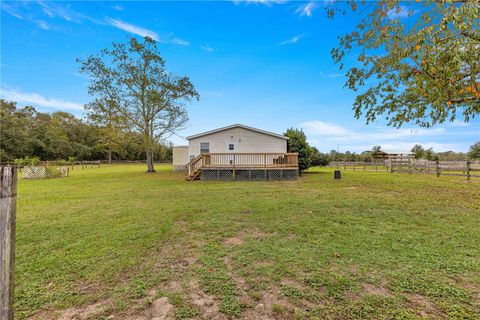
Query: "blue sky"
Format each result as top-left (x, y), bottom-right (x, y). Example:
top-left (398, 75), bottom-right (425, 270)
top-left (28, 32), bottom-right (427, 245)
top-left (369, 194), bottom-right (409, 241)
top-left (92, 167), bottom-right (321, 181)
top-left (1, 1), bottom-right (479, 152)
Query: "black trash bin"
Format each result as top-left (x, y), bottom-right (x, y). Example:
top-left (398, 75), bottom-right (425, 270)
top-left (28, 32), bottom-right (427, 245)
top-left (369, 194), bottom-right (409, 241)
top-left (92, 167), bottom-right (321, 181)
top-left (334, 170), bottom-right (341, 180)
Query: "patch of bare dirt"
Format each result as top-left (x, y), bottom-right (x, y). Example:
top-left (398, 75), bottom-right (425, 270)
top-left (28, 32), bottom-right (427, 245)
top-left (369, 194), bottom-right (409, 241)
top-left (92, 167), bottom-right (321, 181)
top-left (188, 281), bottom-right (225, 320)
top-left (149, 297), bottom-right (174, 319)
top-left (223, 237), bottom-right (244, 246)
top-left (361, 283), bottom-right (392, 297)
top-left (407, 293), bottom-right (446, 319)
top-left (53, 299), bottom-right (112, 320)
top-left (242, 286), bottom-right (294, 320)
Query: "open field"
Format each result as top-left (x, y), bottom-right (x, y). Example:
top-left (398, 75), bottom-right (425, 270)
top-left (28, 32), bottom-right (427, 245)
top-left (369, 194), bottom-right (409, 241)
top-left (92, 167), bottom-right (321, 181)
top-left (15, 165), bottom-right (480, 319)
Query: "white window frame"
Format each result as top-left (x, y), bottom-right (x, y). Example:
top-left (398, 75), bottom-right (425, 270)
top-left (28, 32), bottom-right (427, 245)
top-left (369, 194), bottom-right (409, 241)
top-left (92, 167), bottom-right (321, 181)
top-left (200, 142), bottom-right (210, 153)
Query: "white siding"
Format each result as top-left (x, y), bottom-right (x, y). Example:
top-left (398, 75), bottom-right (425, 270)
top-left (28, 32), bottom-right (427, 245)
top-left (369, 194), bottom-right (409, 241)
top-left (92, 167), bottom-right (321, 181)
top-left (188, 127), bottom-right (287, 158)
top-left (172, 146), bottom-right (189, 171)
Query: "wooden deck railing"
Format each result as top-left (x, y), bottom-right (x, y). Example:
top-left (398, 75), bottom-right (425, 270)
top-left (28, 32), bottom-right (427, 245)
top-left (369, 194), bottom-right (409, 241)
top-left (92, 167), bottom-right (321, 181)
top-left (186, 154), bottom-right (203, 176)
top-left (187, 153), bottom-right (298, 171)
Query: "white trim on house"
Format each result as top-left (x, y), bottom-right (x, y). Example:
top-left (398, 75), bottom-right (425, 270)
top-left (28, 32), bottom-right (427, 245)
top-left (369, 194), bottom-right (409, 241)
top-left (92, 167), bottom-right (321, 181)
top-left (186, 124), bottom-right (288, 141)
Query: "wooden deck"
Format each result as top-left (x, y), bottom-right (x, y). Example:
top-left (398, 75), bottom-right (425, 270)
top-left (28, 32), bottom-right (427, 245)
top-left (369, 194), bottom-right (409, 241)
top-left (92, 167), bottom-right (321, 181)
top-left (186, 153), bottom-right (298, 181)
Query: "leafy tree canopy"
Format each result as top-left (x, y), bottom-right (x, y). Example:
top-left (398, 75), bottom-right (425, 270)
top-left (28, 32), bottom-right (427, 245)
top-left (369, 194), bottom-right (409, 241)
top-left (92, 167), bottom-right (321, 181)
top-left (78, 36), bottom-right (199, 172)
top-left (468, 141), bottom-right (480, 159)
top-left (284, 128), bottom-right (313, 171)
top-left (0, 99), bottom-right (173, 163)
top-left (331, 0), bottom-right (480, 127)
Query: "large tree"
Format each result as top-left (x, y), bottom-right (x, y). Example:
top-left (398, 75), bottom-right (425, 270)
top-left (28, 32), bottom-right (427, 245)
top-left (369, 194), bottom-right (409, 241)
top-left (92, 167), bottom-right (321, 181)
top-left (331, 0), bottom-right (480, 128)
top-left (78, 37), bottom-right (199, 172)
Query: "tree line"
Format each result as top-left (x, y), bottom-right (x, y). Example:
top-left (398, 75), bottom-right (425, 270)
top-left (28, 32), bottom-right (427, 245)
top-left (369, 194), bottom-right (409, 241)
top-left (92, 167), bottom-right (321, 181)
top-left (285, 128), bottom-right (480, 173)
top-left (0, 99), bottom-right (172, 164)
top-left (411, 143), bottom-right (480, 161)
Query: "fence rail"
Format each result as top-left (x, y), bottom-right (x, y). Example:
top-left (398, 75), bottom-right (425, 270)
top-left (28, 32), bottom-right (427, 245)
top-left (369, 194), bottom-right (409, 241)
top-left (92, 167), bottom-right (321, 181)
top-left (329, 160), bottom-right (480, 180)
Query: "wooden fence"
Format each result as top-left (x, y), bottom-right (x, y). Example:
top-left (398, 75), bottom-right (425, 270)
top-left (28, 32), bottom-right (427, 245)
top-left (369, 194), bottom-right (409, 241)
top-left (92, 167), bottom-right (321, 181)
top-left (329, 161), bottom-right (389, 172)
top-left (329, 160), bottom-right (480, 180)
top-left (1, 166), bottom-right (17, 320)
top-left (72, 160), bottom-right (101, 169)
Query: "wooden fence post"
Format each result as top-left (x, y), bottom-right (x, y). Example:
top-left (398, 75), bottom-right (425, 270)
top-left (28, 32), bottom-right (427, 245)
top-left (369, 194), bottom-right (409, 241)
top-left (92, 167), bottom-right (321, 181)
top-left (435, 160), bottom-right (440, 177)
top-left (466, 161), bottom-right (471, 181)
top-left (1, 166), bottom-right (17, 320)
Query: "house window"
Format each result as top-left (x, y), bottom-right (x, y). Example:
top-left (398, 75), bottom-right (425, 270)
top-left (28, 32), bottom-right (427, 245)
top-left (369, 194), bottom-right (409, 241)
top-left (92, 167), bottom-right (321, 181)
top-left (200, 142), bottom-right (209, 153)
top-left (229, 144), bottom-right (234, 151)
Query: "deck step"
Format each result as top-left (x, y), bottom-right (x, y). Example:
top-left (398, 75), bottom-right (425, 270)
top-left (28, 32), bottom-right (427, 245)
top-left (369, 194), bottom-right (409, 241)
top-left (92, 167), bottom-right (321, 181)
top-left (186, 169), bottom-right (202, 181)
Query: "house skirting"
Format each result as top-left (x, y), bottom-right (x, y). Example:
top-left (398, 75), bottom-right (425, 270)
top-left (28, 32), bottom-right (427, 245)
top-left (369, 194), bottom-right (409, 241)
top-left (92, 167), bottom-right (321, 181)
top-left (201, 168), bottom-right (298, 181)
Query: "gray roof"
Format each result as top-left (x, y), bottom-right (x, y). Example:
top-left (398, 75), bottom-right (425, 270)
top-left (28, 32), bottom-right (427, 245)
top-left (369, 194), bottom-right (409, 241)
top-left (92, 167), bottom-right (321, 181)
top-left (186, 124), bottom-right (288, 140)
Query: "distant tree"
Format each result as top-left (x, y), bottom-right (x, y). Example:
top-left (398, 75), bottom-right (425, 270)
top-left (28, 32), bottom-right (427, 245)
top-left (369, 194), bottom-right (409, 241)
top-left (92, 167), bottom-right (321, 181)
top-left (0, 99), bottom-right (175, 163)
top-left (360, 150), bottom-right (373, 162)
top-left (78, 36), bottom-right (199, 172)
top-left (436, 151), bottom-right (467, 161)
top-left (411, 144), bottom-right (426, 160)
top-left (309, 147), bottom-right (330, 167)
top-left (372, 145), bottom-right (382, 152)
top-left (329, 150), bottom-right (341, 161)
top-left (424, 147), bottom-right (435, 161)
top-left (85, 99), bottom-right (126, 164)
top-left (284, 128), bottom-right (312, 172)
top-left (0, 100), bottom-right (32, 161)
top-left (331, 1), bottom-right (480, 128)
top-left (468, 141), bottom-right (480, 159)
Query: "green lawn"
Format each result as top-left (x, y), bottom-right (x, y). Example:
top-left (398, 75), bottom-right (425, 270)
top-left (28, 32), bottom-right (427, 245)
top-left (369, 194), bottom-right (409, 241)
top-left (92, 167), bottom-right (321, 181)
top-left (15, 165), bottom-right (480, 319)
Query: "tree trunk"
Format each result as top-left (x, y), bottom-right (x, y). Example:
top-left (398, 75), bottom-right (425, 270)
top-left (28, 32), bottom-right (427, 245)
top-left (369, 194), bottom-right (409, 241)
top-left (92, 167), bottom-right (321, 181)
top-left (146, 150), bottom-right (155, 173)
top-left (107, 149), bottom-right (112, 165)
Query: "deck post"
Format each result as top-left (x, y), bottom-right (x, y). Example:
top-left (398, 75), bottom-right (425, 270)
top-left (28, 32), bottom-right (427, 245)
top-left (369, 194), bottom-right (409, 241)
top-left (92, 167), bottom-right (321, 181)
top-left (1, 166), bottom-right (17, 320)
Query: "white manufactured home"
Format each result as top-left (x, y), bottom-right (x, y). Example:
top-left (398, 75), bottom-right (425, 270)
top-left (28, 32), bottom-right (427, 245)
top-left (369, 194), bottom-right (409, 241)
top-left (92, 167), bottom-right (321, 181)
top-left (172, 124), bottom-right (298, 181)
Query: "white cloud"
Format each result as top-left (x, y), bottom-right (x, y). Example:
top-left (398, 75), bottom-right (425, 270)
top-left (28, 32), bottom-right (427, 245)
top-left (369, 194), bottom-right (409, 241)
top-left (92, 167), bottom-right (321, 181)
top-left (302, 120), bottom-right (351, 137)
top-left (1, 88), bottom-right (84, 111)
top-left (300, 120), bottom-right (471, 152)
top-left (295, 2), bottom-right (319, 17)
top-left (170, 37), bottom-right (190, 46)
top-left (279, 34), bottom-right (304, 46)
top-left (319, 71), bottom-right (343, 79)
top-left (36, 20), bottom-right (51, 30)
top-left (387, 5), bottom-right (413, 19)
top-left (1, 3), bottom-right (24, 19)
top-left (105, 18), bottom-right (189, 46)
top-left (447, 120), bottom-right (470, 127)
top-left (105, 17), bottom-right (159, 41)
top-left (38, 1), bottom-right (78, 22)
top-left (232, 0), bottom-right (286, 6)
top-left (111, 5), bottom-right (124, 11)
top-left (201, 44), bottom-right (216, 53)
